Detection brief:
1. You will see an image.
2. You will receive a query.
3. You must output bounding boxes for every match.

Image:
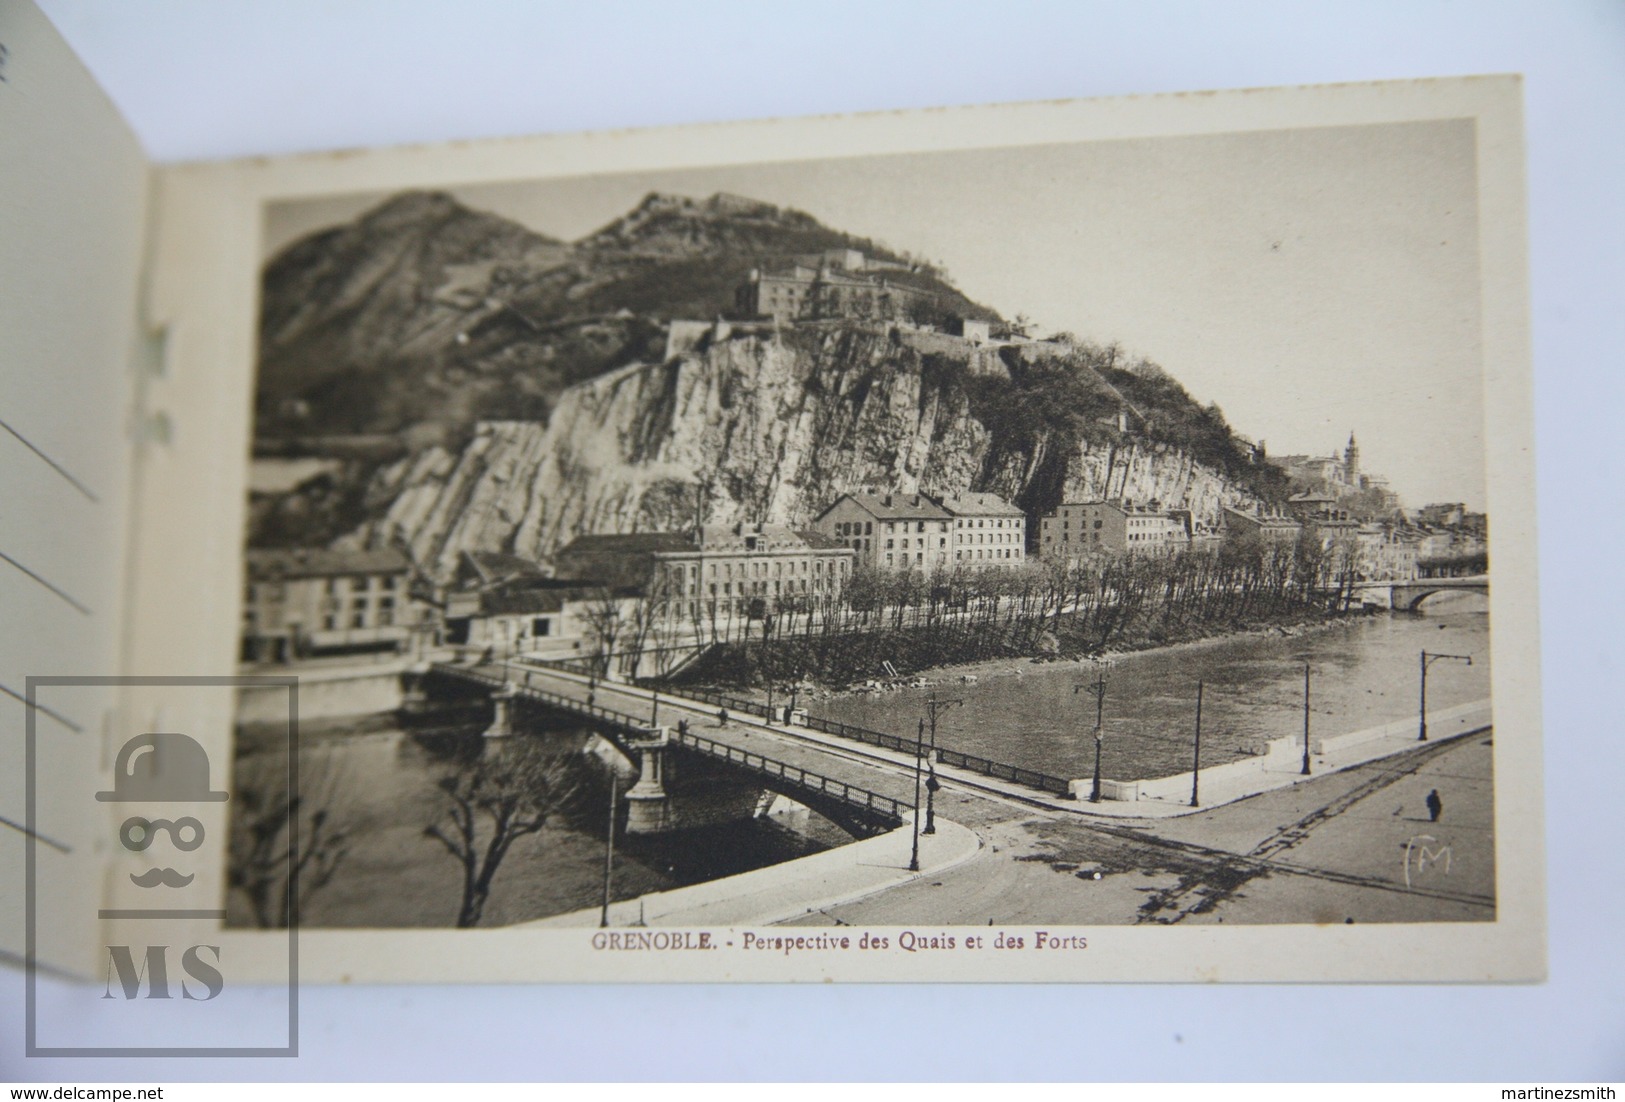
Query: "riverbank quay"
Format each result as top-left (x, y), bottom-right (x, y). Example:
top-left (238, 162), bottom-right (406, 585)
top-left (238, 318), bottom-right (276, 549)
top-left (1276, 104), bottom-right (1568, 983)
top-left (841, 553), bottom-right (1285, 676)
top-left (488, 660), bottom-right (1490, 820)
top-left (786, 732), bottom-right (1498, 929)
top-left (523, 813), bottom-right (979, 928)
top-left (478, 664), bottom-right (1493, 930)
top-left (1126, 699), bottom-right (1491, 814)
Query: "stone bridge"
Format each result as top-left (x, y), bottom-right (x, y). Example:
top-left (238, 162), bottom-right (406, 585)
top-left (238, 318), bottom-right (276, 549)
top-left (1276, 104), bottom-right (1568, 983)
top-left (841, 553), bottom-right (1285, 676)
top-left (426, 663), bottom-right (910, 838)
top-left (1350, 575), bottom-right (1488, 612)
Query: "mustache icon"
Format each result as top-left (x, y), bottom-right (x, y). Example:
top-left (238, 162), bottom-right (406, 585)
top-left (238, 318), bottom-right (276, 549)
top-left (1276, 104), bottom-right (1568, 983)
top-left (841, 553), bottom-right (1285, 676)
top-left (130, 867), bottom-right (194, 888)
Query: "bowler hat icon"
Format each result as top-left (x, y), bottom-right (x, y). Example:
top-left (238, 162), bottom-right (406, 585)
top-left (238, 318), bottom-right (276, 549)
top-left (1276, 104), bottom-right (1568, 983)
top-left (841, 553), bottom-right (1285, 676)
top-left (96, 733), bottom-right (229, 803)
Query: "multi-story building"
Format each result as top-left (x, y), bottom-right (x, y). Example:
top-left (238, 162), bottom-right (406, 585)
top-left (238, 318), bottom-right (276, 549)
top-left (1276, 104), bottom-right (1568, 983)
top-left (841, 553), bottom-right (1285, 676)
top-left (938, 493), bottom-right (1027, 567)
top-left (1221, 507), bottom-right (1303, 546)
top-left (1286, 491), bottom-right (1344, 522)
top-left (1168, 509), bottom-right (1224, 554)
top-left (443, 577), bottom-right (618, 656)
top-left (735, 261), bottom-right (935, 323)
top-left (1277, 433), bottom-right (1362, 492)
top-left (1415, 527), bottom-right (1455, 562)
top-left (242, 548), bottom-right (421, 662)
top-left (813, 491), bottom-right (1027, 571)
top-left (1356, 524), bottom-right (1420, 581)
top-left (1416, 502), bottom-right (1467, 528)
top-left (812, 493), bottom-right (953, 572)
top-left (1040, 500), bottom-right (1187, 559)
top-left (556, 524), bottom-right (855, 623)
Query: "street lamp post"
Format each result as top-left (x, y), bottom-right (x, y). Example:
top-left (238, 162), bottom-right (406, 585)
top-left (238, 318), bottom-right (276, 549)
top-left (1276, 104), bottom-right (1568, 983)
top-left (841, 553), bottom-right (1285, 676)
top-left (1419, 650), bottom-right (1473, 740)
top-left (1075, 660), bottom-right (1111, 803)
top-left (922, 695), bottom-right (963, 835)
top-left (909, 718), bottom-right (925, 872)
top-left (1301, 663), bottom-right (1312, 775)
top-left (1190, 679), bottom-right (1204, 808)
top-left (599, 772), bottom-right (618, 928)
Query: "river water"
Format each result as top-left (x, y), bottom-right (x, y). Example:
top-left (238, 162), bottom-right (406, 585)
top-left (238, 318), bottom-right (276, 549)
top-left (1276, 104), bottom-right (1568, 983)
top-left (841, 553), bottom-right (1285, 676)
top-left (228, 700), bottom-right (847, 929)
top-left (230, 596), bottom-right (1489, 927)
top-left (815, 594), bottom-right (1492, 783)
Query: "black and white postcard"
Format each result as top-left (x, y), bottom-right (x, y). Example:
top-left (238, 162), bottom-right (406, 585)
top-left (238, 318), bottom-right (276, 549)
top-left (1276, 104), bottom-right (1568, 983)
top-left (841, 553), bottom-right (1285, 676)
top-left (29, 68), bottom-right (1541, 983)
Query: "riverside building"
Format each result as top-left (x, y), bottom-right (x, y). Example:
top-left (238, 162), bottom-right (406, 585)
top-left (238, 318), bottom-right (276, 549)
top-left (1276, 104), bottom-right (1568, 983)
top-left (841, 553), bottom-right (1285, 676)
top-left (241, 548), bottom-right (421, 662)
top-left (938, 492), bottom-right (1027, 567)
top-left (1039, 500), bottom-right (1188, 560)
top-left (813, 493), bottom-right (953, 572)
top-left (813, 491), bottom-right (1027, 572)
top-left (555, 524), bottom-right (854, 623)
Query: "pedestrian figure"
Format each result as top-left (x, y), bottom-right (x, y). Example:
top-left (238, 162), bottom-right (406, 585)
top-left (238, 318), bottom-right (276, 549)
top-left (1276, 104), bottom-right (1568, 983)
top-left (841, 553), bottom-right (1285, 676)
top-left (718, 707), bottom-right (728, 727)
top-left (1426, 788), bottom-right (1443, 823)
top-left (677, 718), bottom-right (690, 738)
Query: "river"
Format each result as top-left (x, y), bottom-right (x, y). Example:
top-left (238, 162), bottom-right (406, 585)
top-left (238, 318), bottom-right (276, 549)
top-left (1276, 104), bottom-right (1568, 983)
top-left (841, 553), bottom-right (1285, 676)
top-left (230, 595), bottom-right (1489, 927)
top-left (228, 699), bottom-right (849, 929)
top-left (815, 594), bottom-right (1492, 783)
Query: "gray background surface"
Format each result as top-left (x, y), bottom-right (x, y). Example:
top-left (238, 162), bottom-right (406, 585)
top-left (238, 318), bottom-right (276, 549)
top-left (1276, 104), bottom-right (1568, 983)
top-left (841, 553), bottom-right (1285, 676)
top-left (6, 0), bottom-right (1623, 1082)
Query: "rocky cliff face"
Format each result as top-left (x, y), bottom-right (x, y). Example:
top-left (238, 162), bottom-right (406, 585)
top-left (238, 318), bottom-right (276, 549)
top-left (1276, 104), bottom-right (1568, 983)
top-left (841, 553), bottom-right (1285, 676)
top-left (343, 325), bottom-right (1262, 579)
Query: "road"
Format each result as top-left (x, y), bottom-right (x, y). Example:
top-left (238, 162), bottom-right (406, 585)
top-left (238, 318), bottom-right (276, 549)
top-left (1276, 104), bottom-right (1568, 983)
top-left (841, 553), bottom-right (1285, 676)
top-left (782, 731), bottom-right (1496, 926)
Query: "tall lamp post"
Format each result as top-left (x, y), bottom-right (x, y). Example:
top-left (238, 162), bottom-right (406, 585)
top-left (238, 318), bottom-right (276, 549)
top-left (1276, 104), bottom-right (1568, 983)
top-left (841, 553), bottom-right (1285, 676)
top-left (909, 718), bottom-right (925, 872)
top-left (1190, 679), bottom-right (1204, 808)
top-left (1075, 659), bottom-right (1111, 803)
top-left (922, 695), bottom-right (963, 834)
top-left (1419, 650), bottom-right (1473, 740)
top-left (599, 772), bottom-right (618, 928)
top-left (1301, 663), bottom-right (1312, 775)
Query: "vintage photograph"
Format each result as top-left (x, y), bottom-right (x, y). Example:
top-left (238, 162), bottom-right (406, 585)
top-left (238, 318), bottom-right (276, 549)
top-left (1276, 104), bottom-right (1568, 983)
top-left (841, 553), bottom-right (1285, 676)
top-left (231, 118), bottom-right (1497, 935)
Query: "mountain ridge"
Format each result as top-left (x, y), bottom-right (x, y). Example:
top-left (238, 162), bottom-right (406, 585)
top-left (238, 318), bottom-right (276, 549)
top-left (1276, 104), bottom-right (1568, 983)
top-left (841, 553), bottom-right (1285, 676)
top-left (251, 187), bottom-right (1289, 573)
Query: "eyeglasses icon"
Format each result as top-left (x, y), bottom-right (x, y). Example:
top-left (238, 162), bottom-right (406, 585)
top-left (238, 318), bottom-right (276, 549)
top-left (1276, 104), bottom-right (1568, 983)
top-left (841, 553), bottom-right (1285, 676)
top-left (119, 815), bottom-right (205, 852)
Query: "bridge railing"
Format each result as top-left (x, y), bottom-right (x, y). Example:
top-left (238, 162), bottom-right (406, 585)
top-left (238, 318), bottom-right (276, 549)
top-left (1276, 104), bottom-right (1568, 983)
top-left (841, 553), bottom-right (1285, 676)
top-left (431, 664), bottom-right (661, 735)
top-left (671, 729), bottom-right (907, 825)
top-left (653, 684), bottom-right (775, 722)
top-left (430, 664), bottom-right (906, 824)
top-left (935, 748), bottom-right (1072, 796)
top-left (799, 713), bottom-right (922, 756)
top-left (438, 663), bottom-right (1070, 799)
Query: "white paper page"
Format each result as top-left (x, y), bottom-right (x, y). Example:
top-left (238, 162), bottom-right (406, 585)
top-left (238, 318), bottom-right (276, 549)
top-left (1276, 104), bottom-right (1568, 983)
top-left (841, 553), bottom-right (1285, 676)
top-left (0, 0), bottom-right (147, 976)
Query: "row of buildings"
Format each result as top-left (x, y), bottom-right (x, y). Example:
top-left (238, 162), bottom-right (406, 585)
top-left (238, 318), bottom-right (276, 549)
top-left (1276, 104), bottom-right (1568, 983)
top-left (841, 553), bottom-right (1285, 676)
top-left (241, 489), bottom-right (1030, 662)
top-left (1038, 492), bottom-right (1488, 581)
top-left (241, 484), bottom-right (1484, 664)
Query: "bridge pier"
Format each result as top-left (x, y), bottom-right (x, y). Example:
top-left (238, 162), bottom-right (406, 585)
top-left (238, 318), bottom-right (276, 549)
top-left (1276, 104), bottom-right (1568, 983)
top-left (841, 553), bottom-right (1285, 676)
top-left (400, 664), bottom-right (430, 708)
top-left (623, 725), bottom-right (673, 834)
top-left (482, 681), bottom-right (519, 738)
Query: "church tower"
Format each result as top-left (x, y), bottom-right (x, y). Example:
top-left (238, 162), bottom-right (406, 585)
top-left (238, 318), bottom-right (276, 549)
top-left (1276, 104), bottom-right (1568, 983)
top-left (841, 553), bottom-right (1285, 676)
top-left (1344, 432), bottom-right (1360, 483)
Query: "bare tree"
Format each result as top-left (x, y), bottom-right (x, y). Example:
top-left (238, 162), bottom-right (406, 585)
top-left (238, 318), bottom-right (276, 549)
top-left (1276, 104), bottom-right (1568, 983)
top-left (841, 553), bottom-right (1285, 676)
top-left (577, 586), bottom-right (624, 679)
top-left (425, 741), bottom-right (580, 928)
top-left (228, 746), bottom-right (351, 929)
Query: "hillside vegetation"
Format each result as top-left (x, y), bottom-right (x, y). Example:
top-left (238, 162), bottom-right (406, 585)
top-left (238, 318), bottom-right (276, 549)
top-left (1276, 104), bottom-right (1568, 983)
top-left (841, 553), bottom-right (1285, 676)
top-left (252, 188), bottom-right (1292, 557)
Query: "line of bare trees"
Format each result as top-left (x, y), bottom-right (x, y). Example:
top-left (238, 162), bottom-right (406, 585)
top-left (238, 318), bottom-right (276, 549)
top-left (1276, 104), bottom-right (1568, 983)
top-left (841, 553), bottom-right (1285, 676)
top-left (653, 529), bottom-right (1368, 687)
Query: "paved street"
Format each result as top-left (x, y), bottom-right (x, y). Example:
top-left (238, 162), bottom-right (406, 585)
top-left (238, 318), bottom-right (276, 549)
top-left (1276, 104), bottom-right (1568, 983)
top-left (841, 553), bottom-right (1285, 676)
top-left (473, 660), bottom-right (1496, 927)
top-left (784, 732), bottom-right (1495, 926)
